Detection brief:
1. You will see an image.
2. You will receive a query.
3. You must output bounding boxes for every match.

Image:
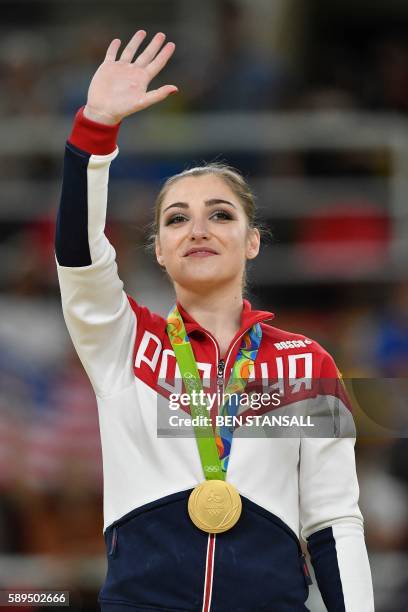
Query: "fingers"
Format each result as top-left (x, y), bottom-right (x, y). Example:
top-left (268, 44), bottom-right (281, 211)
top-left (142, 84), bottom-right (179, 109)
top-left (119, 30), bottom-right (147, 62)
top-left (134, 31), bottom-right (167, 68)
top-left (105, 31), bottom-right (175, 71)
top-left (146, 42), bottom-right (176, 79)
top-left (105, 38), bottom-right (122, 61)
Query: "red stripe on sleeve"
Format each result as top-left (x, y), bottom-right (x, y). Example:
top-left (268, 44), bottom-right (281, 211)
top-left (68, 106), bottom-right (121, 155)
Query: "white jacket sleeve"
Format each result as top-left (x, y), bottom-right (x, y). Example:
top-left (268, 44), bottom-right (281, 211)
top-left (55, 108), bottom-right (136, 398)
top-left (299, 355), bottom-right (375, 611)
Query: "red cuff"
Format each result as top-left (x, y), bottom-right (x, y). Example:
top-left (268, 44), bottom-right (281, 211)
top-left (68, 106), bottom-right (121, 155)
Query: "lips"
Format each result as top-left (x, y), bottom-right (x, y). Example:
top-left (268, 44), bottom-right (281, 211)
top-left (183, 248), bottom-right (218, 257)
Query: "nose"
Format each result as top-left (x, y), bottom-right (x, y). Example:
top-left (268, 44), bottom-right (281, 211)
top-left (190, 217), bottom-right (209, 240)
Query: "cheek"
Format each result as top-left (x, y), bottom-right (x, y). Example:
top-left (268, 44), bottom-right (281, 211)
top-left (157, 230), bottom-right (182, 264)
top-left (224, 226), bottom-right (249, 253)
top-left (158, 227), bottom-right (175, 247)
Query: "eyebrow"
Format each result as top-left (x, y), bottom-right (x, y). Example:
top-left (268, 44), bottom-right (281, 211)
top-left (162, 198), bottom-right (237, 214)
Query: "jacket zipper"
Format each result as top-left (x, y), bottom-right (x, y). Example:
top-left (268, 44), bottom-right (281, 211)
top-left (191, 319), bottom-right (270, 612)
top-left (199, 333), bottom-right (224, 612)
top-left (217, 359), bottom-right (225, 393)
top-left (199, 328), bottom-right (258, 612)
top-left (202, 329), bottom-right (247, 386)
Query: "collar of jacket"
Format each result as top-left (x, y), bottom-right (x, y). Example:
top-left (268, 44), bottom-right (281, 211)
top-left (175, 298), bottom-right (275, 338)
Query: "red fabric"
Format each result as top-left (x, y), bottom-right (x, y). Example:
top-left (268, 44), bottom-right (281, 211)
top-left (68, 106), bottom-right (121, 155)
top-left (176, 298), bottom-right (275, 339)
top-left (126, 294), bottom-right (352, 417)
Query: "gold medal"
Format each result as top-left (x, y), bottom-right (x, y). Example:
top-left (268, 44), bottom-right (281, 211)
top-left (188, 479), bottom-right (242, 534)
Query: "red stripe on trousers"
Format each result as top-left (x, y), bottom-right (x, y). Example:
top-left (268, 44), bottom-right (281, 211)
top-left (202, 533), bottom-right (216, 612)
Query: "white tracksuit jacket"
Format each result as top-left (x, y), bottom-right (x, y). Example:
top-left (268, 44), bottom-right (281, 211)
top-left (55, 108), bottom-right (375, 612)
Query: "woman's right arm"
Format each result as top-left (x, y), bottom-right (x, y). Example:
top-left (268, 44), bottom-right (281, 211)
top-left (55, 31), bottom-right (178, 398)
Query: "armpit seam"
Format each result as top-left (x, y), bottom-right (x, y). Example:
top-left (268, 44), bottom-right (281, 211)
top-left (95, 378), bottom-right (138, 401)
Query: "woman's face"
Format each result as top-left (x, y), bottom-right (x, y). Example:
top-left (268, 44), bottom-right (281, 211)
top-left (155, 174), bottom-right (260, 293)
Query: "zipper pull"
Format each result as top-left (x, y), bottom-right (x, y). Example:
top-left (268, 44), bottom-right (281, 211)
top-left (217, 359), bottom-right (225, 388)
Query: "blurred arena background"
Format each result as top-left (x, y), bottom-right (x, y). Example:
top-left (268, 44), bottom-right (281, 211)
top-left (0, 0), bottom-right (408, 610)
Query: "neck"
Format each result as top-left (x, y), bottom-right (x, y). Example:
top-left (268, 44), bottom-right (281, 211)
top-left (174, 282), bottom-right (244, 347)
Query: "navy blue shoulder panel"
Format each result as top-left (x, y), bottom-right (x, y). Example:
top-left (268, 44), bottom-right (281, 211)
top-left (99, 489), bottom-right (310, 612)
top-left (307, 526), bottom-right (346, 611)
top-left (55, 142), bottom-right (92, 267)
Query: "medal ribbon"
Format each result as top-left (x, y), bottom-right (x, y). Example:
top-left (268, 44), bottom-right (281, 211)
top-left (166, 304), bottom-right (262, 481)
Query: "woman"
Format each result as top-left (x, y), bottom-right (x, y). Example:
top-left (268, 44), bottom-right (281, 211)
top-left (55, 31), bottom-right (374, 612)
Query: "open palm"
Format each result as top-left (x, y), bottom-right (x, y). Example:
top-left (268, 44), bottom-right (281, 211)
top-left (85, 30), bottom-right (178, 125)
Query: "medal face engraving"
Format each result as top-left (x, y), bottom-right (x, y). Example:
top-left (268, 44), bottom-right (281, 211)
top-left (188, 480), bottom-right (242, 534)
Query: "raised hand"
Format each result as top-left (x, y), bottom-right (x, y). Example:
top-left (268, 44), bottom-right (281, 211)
top-left (84, 30), bottom-right (178, 125)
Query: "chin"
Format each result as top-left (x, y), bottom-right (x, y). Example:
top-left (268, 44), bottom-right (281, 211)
top-left (175, 270), bottom-right (237, 292)
top-left (173, 261), bottom-right (219, 283)
top-left (168, 260), bottom-right (243, 291)
top-left (180, 274), bottom-right (219, 288)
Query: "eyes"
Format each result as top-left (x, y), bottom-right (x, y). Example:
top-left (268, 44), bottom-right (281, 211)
top-left (164, 209), bottom-right (234, 226)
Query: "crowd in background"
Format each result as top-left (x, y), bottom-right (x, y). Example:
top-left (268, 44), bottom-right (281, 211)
top-left (0, 1), bottom-right (408, 610)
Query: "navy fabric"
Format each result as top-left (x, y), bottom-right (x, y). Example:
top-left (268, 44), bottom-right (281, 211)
top-left (307, 526), bottom-right (346, 611)
top-left (100, 605), bottom-right (190, 612)
top-left (55, 143), bottom-right (92, 267)
top-left (98, 490), bottom-right (310, 612)
top-left (211, 498), bottom-right (309, 612)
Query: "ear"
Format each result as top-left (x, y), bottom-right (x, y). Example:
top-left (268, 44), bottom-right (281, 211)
top-left (155, 235), bottom-right (166, 267)
top-left (246, 227), bottom-right (260, 260)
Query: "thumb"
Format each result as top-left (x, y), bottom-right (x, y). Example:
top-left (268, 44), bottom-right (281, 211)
top-left (141, 85), bottom-right (179, 109)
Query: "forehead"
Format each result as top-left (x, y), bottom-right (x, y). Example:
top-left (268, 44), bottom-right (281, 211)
top-left (162, 173), bottom-right (238, 205)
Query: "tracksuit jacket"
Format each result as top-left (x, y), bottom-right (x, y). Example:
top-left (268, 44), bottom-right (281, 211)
top-left (55, 108), bottom-right (375, 612)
